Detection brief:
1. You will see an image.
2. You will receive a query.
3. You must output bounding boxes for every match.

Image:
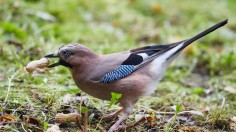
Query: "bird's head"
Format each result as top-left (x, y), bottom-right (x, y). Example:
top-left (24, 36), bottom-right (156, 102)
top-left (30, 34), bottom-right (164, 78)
top-left (45, 43), bottom-right (96, 69)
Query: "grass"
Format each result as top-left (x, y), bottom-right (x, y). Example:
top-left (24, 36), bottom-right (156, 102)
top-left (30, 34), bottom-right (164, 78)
top-left (0, 0), bottom-right (236, 131)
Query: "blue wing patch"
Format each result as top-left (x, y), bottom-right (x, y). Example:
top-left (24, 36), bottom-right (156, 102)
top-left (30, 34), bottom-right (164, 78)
top-left (100, 65), bottom-right (135, 84)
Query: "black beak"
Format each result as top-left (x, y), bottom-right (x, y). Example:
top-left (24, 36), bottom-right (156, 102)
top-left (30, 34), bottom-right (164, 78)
top-left (45, 52), bottom-right (60, 68)
top-left (45, 53), bottom-right (59, 58)
top-left (47, 61), bottom-right (60, 68)
top-left (45, 53), bottom-right (73, 68)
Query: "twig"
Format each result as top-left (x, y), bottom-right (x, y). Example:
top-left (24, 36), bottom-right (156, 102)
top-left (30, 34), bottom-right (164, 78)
top-left (83, 111), bottom-right (88, 132)
top-left (0, 121), bottom-right (21, 125)
top-left (125, 116), bottom-right (146, 130)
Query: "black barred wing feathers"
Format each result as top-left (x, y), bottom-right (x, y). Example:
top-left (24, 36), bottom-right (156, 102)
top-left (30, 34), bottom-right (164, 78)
top-left (99, 41), bottom-right (184, 84)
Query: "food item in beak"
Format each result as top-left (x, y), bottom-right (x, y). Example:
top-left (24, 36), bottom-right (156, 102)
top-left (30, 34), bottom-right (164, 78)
top-left (25, 58), bottom-right (50, 73)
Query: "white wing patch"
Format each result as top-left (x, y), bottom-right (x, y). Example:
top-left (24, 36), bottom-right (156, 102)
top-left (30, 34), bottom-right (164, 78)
top-left (157, 42), bottom-right (184, 63)
top-left (137, 53), bottom-right (149, 59)
top-left (149, 42), bottom-right (184, 79)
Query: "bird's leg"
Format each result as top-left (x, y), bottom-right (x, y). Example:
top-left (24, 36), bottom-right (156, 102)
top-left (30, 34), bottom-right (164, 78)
top-left (108, 113), bottom-right (128, 132)
top-left (104, 108), bottom-right (124, 119)
top-left (108, 105), bottom-right (133, 132)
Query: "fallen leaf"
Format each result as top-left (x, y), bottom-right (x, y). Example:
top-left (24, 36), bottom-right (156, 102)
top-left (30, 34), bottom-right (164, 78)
top-left (146, 116), bottom-right (152, 122)
top-left (144, 114), bottom-right (157, 127)
top-left (1, 114), bottom-right (15, 122)
top-left (224, 86), bottom-right (236, 94)
top-left (24, 116), bottom-right (40, 125)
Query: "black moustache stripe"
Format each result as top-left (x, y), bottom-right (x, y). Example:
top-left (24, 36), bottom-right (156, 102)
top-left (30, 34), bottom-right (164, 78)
top-left (60, 59), bottom-right (73, 69)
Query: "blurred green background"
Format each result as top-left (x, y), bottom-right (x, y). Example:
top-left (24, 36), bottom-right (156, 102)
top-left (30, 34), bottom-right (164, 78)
top-left (0, 0), bottom-right (236, 131)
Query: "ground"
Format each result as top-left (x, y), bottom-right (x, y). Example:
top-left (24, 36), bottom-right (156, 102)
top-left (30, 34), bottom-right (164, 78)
top-left (0, 0), bottom-right (236, 131)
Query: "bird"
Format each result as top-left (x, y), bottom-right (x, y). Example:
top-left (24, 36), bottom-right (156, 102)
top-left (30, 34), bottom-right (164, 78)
top-left (45, 19), bottom-right (228, 131)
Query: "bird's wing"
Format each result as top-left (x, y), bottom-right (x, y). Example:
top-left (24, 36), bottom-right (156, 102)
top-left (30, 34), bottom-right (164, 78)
top-left (99, 19), bottom-right (228, 84)
top-left (99, 40), bottom-right (185, 84)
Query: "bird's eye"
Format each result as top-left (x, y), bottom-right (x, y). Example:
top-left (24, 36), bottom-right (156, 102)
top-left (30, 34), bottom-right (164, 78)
top-left (62, 50), bottom-right (67, 55)
top-left (61, 50), bottom-right (73, 58)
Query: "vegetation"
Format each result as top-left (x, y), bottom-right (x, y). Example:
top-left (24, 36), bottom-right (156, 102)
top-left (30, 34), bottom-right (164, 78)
top-left (0, 0), bottom-right (236, 131)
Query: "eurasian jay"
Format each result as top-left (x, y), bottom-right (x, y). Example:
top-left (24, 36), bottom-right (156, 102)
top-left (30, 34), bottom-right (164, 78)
top-left (45, 19), bottom-right (227, 131)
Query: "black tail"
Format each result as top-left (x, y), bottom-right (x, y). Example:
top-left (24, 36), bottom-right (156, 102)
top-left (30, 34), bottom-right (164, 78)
top-left (173, 19), bottom-right (228, 55)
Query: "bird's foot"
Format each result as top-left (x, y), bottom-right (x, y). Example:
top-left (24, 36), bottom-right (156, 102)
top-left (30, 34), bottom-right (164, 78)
top-left (104, 108), bottom-right (124, 119)
top-left (107, 113), bottom-right (128, 132)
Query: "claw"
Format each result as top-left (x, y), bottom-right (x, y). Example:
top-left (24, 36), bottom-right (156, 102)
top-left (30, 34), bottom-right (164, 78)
top-left (108, 114), bottom-right (128, 132)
